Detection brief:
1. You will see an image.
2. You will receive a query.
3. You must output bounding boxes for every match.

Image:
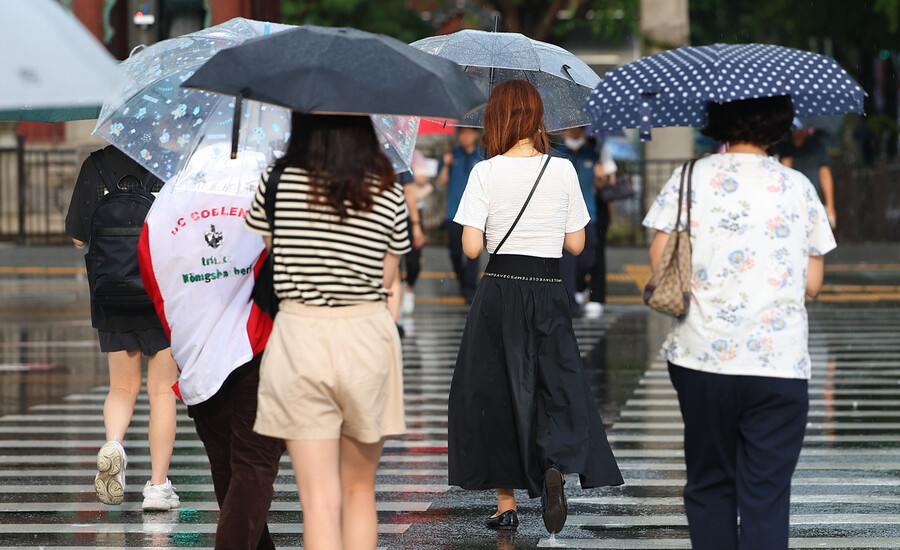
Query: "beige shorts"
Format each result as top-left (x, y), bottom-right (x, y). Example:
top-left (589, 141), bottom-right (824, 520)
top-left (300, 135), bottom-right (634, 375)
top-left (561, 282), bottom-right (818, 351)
top-left (254, 300), bottom-right (406, 443)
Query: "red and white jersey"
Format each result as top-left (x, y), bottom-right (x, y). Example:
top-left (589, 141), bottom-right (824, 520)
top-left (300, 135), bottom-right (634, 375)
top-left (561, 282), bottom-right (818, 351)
top-left (138, 148), bottom-right (272, 405)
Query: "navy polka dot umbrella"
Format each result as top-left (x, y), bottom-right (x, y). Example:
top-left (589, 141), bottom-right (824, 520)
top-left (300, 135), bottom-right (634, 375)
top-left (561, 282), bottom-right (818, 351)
top-left (582, 43), bottom-right (866, 141)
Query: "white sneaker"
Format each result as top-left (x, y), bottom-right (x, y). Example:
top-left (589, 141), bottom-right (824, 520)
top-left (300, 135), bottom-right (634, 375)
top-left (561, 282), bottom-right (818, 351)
top-left (142, 479), bottom-right (180, 511)
top-left (583, 301), bottom-right (604, 318)
top-left (574, 290), bottom-right (589, 306)
top-left (402, 291), bottom-right (416, 314)
top-left (95, 440), bottom-right (127, 505)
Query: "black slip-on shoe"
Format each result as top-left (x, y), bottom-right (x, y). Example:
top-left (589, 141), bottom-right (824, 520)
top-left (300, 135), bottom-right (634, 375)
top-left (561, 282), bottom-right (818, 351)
top-left (485, 509), bottom-right (519, 530)
top-left (541, 468), bottom-right (567, 534)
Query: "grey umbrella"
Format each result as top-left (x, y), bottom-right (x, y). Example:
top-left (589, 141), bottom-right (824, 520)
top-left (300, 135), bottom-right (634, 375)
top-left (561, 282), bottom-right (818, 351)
top-left (182, 25), bottom-right (485, 121)
top-left (411, 29), bottom-right (600, 132)
top-left (0, 0), bottom-right (120, 122)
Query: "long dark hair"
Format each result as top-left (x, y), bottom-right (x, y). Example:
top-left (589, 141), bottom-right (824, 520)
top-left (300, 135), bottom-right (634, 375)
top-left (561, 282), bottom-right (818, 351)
top-left (482, 80), bottom-right (549, 157)
top-left (276, 113), bottom-right (395, 217)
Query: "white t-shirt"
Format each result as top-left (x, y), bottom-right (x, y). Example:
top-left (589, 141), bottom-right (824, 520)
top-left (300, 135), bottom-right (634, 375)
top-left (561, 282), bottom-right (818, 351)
top-left (643, 153), bottom-right (836, 380)
top-left (453, 154), bottom-right (590, 258)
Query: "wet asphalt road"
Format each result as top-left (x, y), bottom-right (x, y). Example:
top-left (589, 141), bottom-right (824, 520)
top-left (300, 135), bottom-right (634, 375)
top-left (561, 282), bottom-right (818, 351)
top-left (4, 303), bottom-right (900, 548)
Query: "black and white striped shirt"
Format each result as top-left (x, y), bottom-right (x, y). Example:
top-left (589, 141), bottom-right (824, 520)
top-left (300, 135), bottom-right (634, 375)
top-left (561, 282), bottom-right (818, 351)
top-left (245, 166), bottom-right (411, 306)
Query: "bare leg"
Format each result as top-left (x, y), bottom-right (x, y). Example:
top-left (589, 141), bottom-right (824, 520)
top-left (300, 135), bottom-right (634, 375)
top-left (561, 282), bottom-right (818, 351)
top-left (104, 350), bottom-right (142, 443)
top-left (287, 439), bottom-right (342, 550)
top-left (339, 435), bottom-right (384, 550)
top-left (146, 348), bottom-right (178, 485)
top-left (495, 489), bottom-right (516, 516)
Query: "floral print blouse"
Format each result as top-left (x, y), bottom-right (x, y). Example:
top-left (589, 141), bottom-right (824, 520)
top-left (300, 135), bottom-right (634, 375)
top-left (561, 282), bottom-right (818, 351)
top-left (643, 153), bottom-right (836, 380)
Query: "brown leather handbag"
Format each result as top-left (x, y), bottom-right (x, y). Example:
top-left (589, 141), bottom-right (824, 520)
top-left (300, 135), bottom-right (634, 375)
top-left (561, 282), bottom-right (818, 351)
top-left (643, 159), bottom-right (696, 318)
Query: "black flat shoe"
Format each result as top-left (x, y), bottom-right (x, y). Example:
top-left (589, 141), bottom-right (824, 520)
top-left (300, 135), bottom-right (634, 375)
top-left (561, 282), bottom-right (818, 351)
top-left (541, 467), bottom-right (567, 534)
top-left (485, 509), bottom-right (519, 530)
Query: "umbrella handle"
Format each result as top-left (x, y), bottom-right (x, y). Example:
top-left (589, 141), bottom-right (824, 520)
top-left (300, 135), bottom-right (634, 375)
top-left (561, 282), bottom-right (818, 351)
top-left (231, 90), bottom-right (248, 160)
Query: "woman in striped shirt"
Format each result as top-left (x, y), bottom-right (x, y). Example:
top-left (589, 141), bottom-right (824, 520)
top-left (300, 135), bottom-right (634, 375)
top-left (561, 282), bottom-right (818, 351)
top-left (245, 113), bottom-right (411, 550)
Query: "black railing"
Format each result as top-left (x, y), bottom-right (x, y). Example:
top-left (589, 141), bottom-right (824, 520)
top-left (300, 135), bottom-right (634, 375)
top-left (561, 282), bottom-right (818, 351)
top-left (0, 138), bottom-right (79, 244)
top-left (2, 145), bottom-right (898, 245)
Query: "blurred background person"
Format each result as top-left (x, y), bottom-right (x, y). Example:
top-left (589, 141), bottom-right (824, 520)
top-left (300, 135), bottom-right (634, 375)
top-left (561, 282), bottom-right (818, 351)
top-left (778, 119), bottom-right (837, 227)
top-left (246, 113), bottom-right (410, 550)
top-left (557, 127), bottom-right (615, 318)
top-left (388, 170), bottom-right (424, 337)
top-left (437, 127), bottom-right (483, 303)
top-left (401, 150), bottom-right (437, 316)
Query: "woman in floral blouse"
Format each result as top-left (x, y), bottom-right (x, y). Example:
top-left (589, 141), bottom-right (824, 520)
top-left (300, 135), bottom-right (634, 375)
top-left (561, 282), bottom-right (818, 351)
top-left (643, 95), bottom-right (835, 550)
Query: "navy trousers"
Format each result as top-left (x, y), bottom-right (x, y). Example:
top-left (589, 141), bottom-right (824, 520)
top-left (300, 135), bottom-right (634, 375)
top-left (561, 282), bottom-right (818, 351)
top-left (668, 363), bottom-right (808, 550)
top-left (446, 220), bottom-right (479, 301)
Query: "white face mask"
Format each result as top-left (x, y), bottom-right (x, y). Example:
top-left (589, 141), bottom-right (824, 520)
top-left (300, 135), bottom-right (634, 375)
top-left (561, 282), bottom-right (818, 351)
top-left (564, 137), bottom-right (586, 150)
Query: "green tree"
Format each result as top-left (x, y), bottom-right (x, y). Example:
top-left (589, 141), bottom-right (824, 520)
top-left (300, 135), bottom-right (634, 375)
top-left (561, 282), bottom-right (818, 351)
top-left (689, 0), bottom-right (899, 83)
top-left (281, 0), bottom-right (433, 43)
top-left (470, 0), bottom-right (639, 43)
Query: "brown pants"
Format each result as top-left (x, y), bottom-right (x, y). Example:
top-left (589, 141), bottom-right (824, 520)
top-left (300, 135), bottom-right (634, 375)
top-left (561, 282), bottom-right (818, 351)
top-left (189, 355), bottom-right (286, 550)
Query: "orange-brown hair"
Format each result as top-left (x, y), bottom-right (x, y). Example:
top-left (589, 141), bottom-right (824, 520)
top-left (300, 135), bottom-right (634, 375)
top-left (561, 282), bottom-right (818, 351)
top-left (482, 80), bottom-right (549, 157)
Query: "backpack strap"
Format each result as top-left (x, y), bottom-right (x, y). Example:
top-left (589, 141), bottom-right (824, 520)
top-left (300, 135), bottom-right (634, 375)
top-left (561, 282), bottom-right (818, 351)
top-left (264, 164), bottom-right (286, 233)
top-left (493, 154), bottom-right (552, 255)
top-left (90, 150), bottom-right (119, 195)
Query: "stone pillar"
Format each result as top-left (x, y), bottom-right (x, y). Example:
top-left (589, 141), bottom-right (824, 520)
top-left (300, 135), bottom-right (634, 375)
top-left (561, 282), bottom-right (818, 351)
top-left (639, 0), bottom-right (693, 161)
top-left (639, 0), bottom-right (693, 242)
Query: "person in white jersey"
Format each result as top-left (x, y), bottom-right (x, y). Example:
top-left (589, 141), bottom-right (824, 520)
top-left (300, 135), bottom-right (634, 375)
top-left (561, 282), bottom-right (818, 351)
top-left (447, 80), bottom-right (623, 535)
top-left (643, 95), bottom-right (836, 550)
top-left (245, 113), bottom-right (411, 550)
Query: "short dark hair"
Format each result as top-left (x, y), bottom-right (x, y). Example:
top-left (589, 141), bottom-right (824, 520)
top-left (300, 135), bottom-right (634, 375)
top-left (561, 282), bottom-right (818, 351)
top-left (701, 95), bottom-right (794, 147)
top-left (277, 114), bottom-right (394, 218)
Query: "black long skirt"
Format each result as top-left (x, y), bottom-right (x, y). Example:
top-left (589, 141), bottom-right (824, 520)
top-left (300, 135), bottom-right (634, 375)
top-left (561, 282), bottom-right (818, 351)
top-left (448, 254), bottom-right (623, 498)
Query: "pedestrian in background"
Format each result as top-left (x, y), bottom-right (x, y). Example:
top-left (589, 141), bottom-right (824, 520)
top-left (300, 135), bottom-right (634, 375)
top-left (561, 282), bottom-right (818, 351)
top-left (436, 126), bottom-right (483, 303)
top-left (387, 170), bottom-right (424, 337)
top-left (66, 145), bottom-right (178, 512)
top-left (557, 126), bottom-right (612, 318)
top-left (448, 80), bottom-right (623, 535)
top-left (778, 119), bottom-right (837, 228)
top-left (643, 95), bottom-right (836, 550)
top-left (246, 113), bottom-right (410, 550)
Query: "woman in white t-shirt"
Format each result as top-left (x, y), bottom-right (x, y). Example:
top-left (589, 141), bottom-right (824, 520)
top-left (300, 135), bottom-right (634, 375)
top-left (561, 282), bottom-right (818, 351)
top-left (447, 80), bottom-right (623, 534)
top-left (643, 96), bottom-right (836, 550)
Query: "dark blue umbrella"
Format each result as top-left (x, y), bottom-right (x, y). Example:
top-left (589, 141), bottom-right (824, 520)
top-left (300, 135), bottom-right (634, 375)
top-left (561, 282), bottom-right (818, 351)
top-left (583, 43), bottom-right (865, 141)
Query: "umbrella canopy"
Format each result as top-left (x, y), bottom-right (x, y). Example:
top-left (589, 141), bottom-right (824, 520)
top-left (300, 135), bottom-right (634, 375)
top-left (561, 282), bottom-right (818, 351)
top-left (583, 43), bottom-right (866, 141)
top-left (182, 25), bottom-right (486, 121)
top-left (94, 19), bottom-right (418, 182)
top-left (0, 0), bottom-right (121, 122)
top-left (411, 29), bottom-right (600, 132)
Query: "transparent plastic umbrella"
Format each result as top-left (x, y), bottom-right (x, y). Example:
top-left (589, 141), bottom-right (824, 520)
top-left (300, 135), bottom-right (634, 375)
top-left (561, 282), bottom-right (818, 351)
top-left (94, 18), bottom-right (417, 182)
top-left (411, 30), bottom-right (600, 132)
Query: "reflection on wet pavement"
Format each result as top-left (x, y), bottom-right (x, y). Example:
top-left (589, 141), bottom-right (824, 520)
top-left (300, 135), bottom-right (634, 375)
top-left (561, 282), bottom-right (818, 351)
top-left (3, 303), bottom-right (900, 548)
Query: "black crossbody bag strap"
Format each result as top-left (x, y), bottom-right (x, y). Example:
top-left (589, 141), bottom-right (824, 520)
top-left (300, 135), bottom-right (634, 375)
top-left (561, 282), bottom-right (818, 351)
top-left (264, 164), bottom-right (286, 232)
top-left (90, 150), bottom-right (120, 195)
top-left (493, 155), bottom-right (552, 255)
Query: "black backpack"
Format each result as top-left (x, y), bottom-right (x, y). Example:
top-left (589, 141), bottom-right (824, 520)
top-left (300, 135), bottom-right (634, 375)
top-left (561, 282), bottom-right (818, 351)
top-left (84, 150), bottom-right (159, 307)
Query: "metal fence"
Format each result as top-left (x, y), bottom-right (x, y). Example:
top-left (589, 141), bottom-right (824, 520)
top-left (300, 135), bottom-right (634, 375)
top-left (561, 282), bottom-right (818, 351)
top-left (2, 143), bottom-right (899, 245)
top-left (0, 137), bottom-right (79, 244)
